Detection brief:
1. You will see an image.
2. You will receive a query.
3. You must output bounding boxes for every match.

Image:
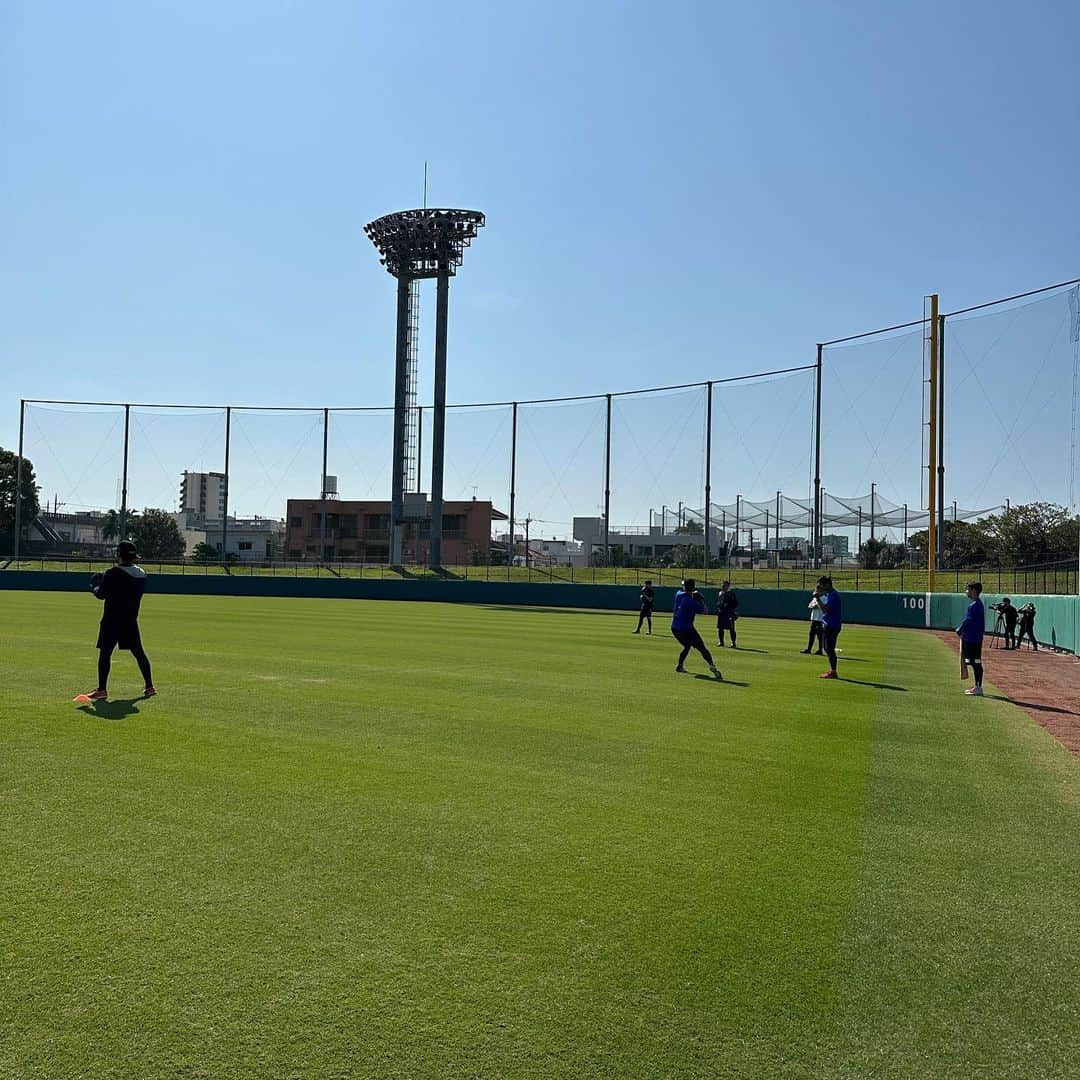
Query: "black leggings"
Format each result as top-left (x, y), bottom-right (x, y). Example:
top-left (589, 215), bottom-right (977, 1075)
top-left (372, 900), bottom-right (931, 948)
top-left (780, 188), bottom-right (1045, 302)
top-left (962, 640), bottom-right (984, 686)
top-left (98, 645), bottom-right (153, 691)
top-left (718, 620), bottom-right (737, 646)
top-left (824, 627), bottom-right (841, 672)
top-left (1003, 622), bottom-right (1017, 648)
top-left (1016, 622), bottom-right (1038, 649)
top-left (673, 628), bottom-right (714, 668)
top-left (806, 622), bottom-right (825, 652)
top-left (636, 610), bottom-right (653, 632)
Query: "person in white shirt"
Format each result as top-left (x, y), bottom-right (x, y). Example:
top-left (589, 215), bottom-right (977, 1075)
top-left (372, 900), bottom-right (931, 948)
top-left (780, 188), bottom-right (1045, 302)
top-left (800, 592), bottom-right (825, 655)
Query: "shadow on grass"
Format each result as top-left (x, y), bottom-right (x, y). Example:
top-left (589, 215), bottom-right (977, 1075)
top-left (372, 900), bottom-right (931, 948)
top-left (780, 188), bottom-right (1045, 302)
top-left (76, 697), bottom-right (146, 720)
top-left (721, 646), bottom-right (768, 654)
top-left (838, 678), bottom-right (907, 692)
top-left (479, 605), bottom-right (633, 618)
top-left (692, 674), bottom-right (750, 687)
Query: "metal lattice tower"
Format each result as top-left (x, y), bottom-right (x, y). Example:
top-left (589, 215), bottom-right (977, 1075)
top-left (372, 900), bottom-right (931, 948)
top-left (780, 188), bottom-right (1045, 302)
top-left (404, 279), bottom-right (421, 492)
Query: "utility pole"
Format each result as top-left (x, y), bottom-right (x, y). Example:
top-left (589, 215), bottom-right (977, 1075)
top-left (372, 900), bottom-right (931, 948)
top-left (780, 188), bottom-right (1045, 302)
top-left (524, 515), bottom-right (532, 568)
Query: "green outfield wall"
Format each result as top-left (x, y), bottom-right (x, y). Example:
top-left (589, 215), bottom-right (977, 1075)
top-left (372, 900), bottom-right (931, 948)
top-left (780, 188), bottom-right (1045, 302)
top-left (2, 571), bottom-right (1075, 652)
top-left (929, 591), bottom-right (1079, 655)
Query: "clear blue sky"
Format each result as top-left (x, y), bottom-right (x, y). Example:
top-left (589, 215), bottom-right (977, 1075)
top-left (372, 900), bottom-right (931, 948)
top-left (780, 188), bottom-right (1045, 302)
top-left (2, 1), bottom-right (1077, 533)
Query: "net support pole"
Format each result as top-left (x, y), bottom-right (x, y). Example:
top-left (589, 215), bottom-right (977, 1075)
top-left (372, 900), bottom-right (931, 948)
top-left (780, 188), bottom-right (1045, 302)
top-left (416, 407), bottom-right (423, 494)
top-left (870, 481), bottom-right (876, 541)
top-left (775, 490), bottom-right (781, 554)
top-left (222, 406), bottom-right (232, 559)
top-left (704, 382), bottom-right (713, 570)
top-left (12, 400), bottom-right (25, 560)
top-left (937, 312), bottom-right (947, 571)
top-left (927, 295), bottom-right (939, 592)
top-left (119, 403), bottom-right (131, 541)
top-left (813, 343), bottom-right (823, 569)
top-left (603, 393), bottom-right (612, 564)
top-left (429, 267), bottom-right (450, 569)
top-left (508, 401), bottom-right (518, 568)
top-left (320, 407), bottom-right (329, 563)
top-left (735, 494), bottom-right (741, 564)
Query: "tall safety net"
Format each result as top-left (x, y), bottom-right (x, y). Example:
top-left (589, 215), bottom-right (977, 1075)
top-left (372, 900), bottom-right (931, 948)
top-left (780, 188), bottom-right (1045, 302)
top-left (700, 369), bottom-right (817, 550)
top-left (228, 410), bottom-right (324, 521)
top-left (442, 404), bottom-right (514, 509)
top-left (514, 398), bottom-right (607, 541)
top-left (821, 327), bottom-right (926, 524)
top-left (944, 286), bottom-right (1079, 516)
top-left (127, 408), bottom-right (227, 516)
top-left (21, 403), bottom-right (125, 517)
top-left (327, 409), bottom-right (394, 503)
top-left (608, 387), bottom-right (706, 533)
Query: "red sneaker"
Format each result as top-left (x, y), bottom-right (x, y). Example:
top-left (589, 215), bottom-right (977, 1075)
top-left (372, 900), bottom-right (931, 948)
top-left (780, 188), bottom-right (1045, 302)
top-left (73, 689), bottom-right (108, 703)
top-left (143, 687), bottom-right (157, 698)
top-left (819, 671), bottom-right (838, 680)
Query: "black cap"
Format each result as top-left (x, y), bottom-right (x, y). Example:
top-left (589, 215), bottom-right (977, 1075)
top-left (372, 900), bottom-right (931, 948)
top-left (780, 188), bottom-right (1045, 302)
top-left (117, 540), bottom-right (138, 560)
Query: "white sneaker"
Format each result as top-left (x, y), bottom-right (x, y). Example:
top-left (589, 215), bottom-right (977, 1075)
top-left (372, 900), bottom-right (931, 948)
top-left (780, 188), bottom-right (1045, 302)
top-left (964, 686), bottom-right (984, 696)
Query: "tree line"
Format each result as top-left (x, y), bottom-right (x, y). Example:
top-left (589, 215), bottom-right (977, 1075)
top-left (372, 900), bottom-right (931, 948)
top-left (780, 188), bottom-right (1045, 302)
top-left (863, 502), bottom-right (1078, 570)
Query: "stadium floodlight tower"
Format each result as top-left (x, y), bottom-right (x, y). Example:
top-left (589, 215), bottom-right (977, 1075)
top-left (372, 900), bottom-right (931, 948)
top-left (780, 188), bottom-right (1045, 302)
top-left (364, 208), bottom-right (485, 567)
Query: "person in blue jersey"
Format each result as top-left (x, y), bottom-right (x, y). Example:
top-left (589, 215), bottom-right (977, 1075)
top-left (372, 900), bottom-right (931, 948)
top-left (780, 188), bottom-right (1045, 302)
top-left (78, 540), bottom-right (156, 701)
top-left (815, 575), bottom-right (843, 679)
top-left (957, 581), bottom-right (986, 696)
top-left (671, 578), bottom-right (723, 680)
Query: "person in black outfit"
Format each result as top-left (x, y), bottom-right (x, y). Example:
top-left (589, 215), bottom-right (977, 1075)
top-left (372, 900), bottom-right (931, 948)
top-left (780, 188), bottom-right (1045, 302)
top-left (716, 580), bottom-right (739, 648)
top-left (1016, 603), bottom-right (1038, 650)
top-left (634, 580), bottom-right (655, 635)
top-left (999, 597), bottom-right (1018, 649)
top-left (80, 540), bottom-right (156, 701)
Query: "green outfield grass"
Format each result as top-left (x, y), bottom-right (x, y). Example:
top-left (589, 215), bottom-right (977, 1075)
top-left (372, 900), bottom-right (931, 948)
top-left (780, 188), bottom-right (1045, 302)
top-left (2, 593), bottom-right (1077, 1078)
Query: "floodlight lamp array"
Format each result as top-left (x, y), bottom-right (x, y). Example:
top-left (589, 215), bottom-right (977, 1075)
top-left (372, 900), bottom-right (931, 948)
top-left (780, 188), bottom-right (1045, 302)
top-left (364, 208), bottom-right (485, 279)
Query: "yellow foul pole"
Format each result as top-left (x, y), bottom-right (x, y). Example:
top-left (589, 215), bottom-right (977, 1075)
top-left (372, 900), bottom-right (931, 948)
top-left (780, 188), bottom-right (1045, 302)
top-left (927, 294), bottom-right (939, 592)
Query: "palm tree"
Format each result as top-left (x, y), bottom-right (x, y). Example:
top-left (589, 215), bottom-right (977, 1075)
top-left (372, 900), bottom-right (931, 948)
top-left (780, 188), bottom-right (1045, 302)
top-left (101, 509), bottom-right (120, 543)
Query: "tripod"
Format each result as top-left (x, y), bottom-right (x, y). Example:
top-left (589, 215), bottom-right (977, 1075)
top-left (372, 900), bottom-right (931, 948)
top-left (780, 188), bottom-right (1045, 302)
top-left (990, 611), bottom-right (1007, 649)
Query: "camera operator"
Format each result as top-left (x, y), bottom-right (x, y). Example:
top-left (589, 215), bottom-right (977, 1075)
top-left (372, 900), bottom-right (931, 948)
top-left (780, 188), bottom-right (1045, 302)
top-left (1016, 602), bottom-right (1038, 651)
top-left (995, 597), bottom-right (1018, 649)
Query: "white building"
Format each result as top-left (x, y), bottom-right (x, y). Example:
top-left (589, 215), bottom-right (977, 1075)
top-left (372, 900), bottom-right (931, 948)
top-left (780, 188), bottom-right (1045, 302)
top-left (36, 511), bottom-right (108, 548)
top-left (180, 471), bottom-right (226, 519)
top-left (573, 517), bottom-right (727, 562)
top-left (171, 510), bottom-right (285, 562)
